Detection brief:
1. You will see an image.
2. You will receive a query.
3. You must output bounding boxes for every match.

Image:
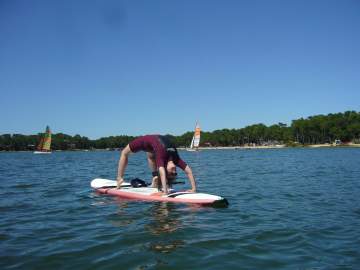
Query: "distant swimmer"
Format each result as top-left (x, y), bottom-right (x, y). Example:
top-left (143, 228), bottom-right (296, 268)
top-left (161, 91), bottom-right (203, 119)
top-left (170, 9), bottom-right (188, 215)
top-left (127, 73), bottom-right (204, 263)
top-left (116, 135), bottom-right (197, 194)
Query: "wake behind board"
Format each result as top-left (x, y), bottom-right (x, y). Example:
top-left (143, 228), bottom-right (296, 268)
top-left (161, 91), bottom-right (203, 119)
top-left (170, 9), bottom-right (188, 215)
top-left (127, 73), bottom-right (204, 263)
top-left (91, 178), bottom-right (228, 207)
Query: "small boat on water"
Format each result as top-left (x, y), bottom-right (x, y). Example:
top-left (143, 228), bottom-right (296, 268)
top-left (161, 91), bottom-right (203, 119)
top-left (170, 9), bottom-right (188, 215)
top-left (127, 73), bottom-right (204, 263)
top-left (34, 126), bottom-right (52, 154)
top-left (187, 122), bottom-right (201, 151)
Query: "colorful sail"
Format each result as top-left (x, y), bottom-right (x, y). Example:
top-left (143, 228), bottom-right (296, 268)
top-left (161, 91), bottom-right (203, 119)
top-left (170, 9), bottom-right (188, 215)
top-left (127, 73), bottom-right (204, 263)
top-left (42, 126), bottom-right (52, 151)
top-left (36, 137), bottom-right (44, 151)
top-left (35, 126), bottom-right (52, 153)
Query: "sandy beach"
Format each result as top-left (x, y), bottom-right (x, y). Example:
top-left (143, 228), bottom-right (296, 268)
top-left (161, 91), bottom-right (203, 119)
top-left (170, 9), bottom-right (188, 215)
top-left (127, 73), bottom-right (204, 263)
top-left (307, 143), bottom-right (360, 148)
top-left (178, 145), bottom-right (286, 150)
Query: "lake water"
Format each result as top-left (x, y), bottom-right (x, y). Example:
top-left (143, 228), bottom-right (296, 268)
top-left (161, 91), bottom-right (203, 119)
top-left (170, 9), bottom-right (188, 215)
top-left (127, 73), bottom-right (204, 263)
top-left (1, 148), bottom-right (360, 269)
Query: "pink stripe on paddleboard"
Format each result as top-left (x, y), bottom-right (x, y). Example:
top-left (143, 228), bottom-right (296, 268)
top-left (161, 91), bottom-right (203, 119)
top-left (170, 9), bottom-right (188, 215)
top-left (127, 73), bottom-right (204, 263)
top-left (96, 188), bottom-right (219, 205)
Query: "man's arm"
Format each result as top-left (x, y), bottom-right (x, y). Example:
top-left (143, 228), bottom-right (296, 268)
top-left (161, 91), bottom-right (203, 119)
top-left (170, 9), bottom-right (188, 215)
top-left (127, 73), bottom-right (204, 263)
top-left (184, 165), bottom-right (197, 192)
top-left (116, 145), bottom-right (132, 188)
top-left (158, 166), bottom-right (168, 194)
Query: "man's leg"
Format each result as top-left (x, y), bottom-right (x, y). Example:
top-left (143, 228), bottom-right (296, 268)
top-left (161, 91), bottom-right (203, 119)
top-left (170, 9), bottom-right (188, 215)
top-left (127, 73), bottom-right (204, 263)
top-left (147, 152), bottom-right (159, 188)
top-left (117, 145), bottom-right (133, 188)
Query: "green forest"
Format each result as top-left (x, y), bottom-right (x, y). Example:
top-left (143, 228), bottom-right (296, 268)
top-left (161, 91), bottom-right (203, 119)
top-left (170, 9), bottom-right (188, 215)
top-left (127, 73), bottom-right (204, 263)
top-left (1, 111), bottom-right (360, 151)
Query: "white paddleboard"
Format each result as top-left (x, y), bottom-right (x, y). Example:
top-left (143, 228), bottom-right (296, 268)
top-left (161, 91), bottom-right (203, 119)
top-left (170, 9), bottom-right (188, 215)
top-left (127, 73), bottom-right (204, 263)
top-left (91, 178), bottom-right (131, 188)
top-left (90, 178), bottom-right (228, 207)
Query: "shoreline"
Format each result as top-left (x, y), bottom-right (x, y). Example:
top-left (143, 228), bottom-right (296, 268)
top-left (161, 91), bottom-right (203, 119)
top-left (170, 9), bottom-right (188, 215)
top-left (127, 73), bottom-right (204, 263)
top-left (306, 143), bottom-right (360, 148)
top-left (1, 144), bottom-right (360, 153)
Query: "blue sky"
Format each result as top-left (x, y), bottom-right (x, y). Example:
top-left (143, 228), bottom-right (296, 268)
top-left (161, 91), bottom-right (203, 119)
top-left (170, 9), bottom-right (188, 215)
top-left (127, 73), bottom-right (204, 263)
top-left (1, 0), bottom-right (359, 139)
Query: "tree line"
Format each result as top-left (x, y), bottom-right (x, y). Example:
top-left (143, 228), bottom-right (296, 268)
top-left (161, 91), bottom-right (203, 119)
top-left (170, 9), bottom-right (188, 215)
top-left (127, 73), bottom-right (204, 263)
top-left (1, 111), bottom-right (360, 151)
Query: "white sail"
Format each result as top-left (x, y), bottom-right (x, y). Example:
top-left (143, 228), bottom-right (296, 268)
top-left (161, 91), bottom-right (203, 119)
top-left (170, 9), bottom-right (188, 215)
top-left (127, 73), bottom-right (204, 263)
top-left (189, 136), bottom-right (195, 149)
top-left (187, 122), bottom-right (200, 151)
top-left (193, 122), bottom-right (201, 148)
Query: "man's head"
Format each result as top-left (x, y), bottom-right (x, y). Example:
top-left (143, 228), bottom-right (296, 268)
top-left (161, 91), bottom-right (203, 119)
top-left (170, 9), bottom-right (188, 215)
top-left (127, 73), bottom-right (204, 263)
top-left (166, 160), bottom-right (177, 180)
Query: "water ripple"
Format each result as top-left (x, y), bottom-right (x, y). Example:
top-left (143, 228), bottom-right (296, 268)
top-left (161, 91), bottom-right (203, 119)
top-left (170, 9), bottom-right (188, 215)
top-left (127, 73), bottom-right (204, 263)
top-left (1, 149), bottom-right (360, 269)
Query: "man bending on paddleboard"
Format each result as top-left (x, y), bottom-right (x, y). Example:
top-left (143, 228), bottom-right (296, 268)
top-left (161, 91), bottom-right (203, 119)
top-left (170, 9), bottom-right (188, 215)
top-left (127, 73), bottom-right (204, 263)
top-left (117, 135), bottom-right (197, 194)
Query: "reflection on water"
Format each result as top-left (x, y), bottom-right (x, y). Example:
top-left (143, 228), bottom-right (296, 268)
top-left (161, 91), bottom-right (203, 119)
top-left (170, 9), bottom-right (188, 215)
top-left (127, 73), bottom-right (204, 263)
top-left (135, 258), bottom-right (170, 270)
top-left (149, 239), bottom-right (185, 253)
top-left (111, 200), bottom-right (187, 254)
top-left (145, 202), bottom-right (181, 235)
top-left (108, 200), bottom-right (135, 226)
top-left (146, 202), bottom-right (185, 254)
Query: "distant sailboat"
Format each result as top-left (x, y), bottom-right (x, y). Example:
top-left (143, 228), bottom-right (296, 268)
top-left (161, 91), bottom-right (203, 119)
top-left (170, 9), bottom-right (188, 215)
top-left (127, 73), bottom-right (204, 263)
top-left (187, 122), bottom-right (201, 151)
top-left (34, 126), bottom-right (52, 154)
